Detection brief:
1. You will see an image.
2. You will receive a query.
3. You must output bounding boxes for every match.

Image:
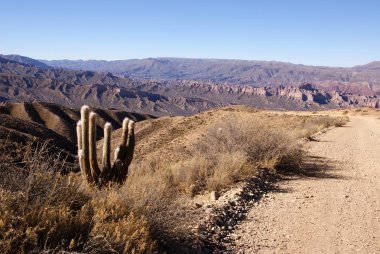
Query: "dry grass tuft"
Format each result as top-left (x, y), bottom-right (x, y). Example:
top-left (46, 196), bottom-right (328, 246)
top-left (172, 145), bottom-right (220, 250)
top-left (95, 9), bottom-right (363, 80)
top-left (188, 116), bottom-right (303, 192)
top-left (295, 115), bottom-right (349, 140)
top-left (0, 141), bottom-right (157, 254)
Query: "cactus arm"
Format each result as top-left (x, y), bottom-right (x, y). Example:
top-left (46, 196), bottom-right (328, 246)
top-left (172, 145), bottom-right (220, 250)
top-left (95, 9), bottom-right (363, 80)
top-left (124, 120), bottom-right (135, 167)
top-left (114, 146), bottom-right (120, 163)
top-left (118, 120), bottom-right (135, 182)
top-left (102, 122), bottom-right (112, 172)
top-left (76, 121), bottom-right (84, 173)
top-left (89, 112), bottom-right (101, 181)
top-left (114, 118), bottom-right (130, 167)
top-left (109, 118), bottom-right (130, 181)
top-left (121, 118), bottom-right (129, 146)
top-left (116, 119), bottom-right (135, 183)
top-left (81, 105), bottom-right (93, 182)
top-left (77, 120), bottom-right (83, 151)
top-left (113, 118), bottom-right (129, 163)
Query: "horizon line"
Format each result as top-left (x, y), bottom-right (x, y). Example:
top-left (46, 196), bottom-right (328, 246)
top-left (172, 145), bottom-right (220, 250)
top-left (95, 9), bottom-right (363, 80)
top-left (1, 52), bottom-right (378, 68)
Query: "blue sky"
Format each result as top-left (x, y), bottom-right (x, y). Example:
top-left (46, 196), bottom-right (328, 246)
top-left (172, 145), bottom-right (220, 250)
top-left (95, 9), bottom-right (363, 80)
top-left (0, 0), bottom-right (379, 66)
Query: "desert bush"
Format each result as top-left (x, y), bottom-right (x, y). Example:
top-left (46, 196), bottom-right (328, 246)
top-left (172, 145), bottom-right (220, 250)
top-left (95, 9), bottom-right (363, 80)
top-left (204, 152), bottom-right (250, 192)
top-left (0, 142), bottom-right (157, 254)
top-left (166, 116), bottom-right (303, 194)
top-left (333, 116), bottom-right (349, 127)
top-left (85, 191), bottom-right (156, 254)
top-left (165, 113), bottom-right (347, 194)
top-left (304, 115), bottom-right (336, 129)
top-left (0, 167), bottom-right (91, 253)
top-left (296, 115), bottom-right (348, 140)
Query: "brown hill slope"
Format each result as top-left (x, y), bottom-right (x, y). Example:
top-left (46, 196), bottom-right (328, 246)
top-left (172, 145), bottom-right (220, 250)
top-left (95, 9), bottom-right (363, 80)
top-left (0, 102), bottom-right (155, 161)
top-left (0, 113), bottom-right (77, 170)
top-left (0, 113), bottom-right (74, 153)
top-left (102, 105), bottom-right (341, 169)
top-left (102, 106), bottom-right (267, 164)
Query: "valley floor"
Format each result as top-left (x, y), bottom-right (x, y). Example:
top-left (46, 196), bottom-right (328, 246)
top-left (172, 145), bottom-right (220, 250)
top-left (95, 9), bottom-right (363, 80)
top-left (227, 115), bottom-right (380, 253)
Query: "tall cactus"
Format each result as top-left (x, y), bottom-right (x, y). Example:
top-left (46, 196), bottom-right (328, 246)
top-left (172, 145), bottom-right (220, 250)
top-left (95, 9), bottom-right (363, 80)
top-left (76, 105), bottom-right (135, 186)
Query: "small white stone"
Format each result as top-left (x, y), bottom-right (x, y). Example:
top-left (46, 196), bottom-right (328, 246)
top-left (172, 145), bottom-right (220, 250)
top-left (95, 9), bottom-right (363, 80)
top-left (210, 190), bottom-right (220, 201)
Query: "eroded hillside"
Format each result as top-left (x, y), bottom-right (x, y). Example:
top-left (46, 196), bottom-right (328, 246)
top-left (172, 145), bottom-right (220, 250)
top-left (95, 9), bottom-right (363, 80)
top-left (2, 55), bottom-right (380, 114)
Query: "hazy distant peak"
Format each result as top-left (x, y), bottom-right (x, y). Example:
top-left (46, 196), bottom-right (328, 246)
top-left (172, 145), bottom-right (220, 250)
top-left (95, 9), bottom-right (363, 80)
top-left (0, 54), bottom-right (50, 69)
top-left (353, 61), bottom-right (380, 70)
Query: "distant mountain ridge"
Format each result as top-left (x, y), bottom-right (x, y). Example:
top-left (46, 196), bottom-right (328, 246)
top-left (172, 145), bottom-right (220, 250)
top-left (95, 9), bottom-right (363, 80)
top-left (1, 54), bottom-right (50, 69)
top-left (41, 57), bottom-right (380, 95)
top-left (2, 54), bottom-right (380, 114)
top-left (0, 56), bottom-right (223, 115)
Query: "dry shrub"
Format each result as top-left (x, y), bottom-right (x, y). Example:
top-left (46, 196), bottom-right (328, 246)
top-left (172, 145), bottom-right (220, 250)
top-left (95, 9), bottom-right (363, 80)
top-left (296, 115), bottom-right (349, 139)
top-left (304, 115), bottom-right (336, 129)
top-left (168, 152), bottom-right (250, 194)
top-left (124, 111), bottom-right (348, 198)
top-left (165, 116), bottom-right (303, 194)
top-left (0, 169), bottom-right (91, 253)
top-left (0, 142), bottom-right (157, 254)
top-left (86, 191), bottom-right (156, 254)
top-left (166, 112), bottom-right (347, 194)
top-left (333, 116), bottom-right (349, 127)
top-left (169, 156), bottom-right (211, 195)
top-left (205, 152), bottom-right (250, 191)
top-left (124, 158), bottom-right (175, 213)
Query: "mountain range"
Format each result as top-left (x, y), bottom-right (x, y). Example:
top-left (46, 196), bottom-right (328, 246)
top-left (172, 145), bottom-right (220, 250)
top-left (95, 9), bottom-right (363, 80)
top-left (41, 57), bottom-right (380, 95)
top-left (1, 54), bottom-right (380, 115)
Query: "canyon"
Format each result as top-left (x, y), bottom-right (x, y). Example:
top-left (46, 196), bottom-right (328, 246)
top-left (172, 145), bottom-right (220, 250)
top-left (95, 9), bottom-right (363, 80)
top-left (1, 55), bottom-right (380, 116)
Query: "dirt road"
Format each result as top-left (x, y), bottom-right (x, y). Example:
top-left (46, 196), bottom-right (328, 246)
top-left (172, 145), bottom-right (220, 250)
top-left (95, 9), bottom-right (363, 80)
top-left (227, 116), bottom-right (380, 253)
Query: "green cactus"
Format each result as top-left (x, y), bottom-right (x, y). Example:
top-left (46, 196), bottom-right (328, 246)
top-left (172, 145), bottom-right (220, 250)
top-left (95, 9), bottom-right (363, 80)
top-left (76, 105), bottom-right (135, 186)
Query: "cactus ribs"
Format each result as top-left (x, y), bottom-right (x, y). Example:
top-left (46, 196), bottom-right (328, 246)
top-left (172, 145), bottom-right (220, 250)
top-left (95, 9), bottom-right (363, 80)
top-left (76, 105), bottom-right (135, 186)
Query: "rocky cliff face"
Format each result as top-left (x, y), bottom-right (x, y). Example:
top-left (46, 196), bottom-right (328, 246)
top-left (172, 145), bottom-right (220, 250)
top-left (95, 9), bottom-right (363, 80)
top-left (132, 80), bottom-right (380, 110)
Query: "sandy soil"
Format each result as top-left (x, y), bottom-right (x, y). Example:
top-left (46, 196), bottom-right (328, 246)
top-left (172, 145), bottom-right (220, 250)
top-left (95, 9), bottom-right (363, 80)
top-left (227, 115), bottom-right (380, 253)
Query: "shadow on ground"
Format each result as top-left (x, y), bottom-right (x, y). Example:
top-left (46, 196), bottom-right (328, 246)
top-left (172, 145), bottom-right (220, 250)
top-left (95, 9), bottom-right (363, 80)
top-left (281, 154), bottom-right (346, 180)
top-left (271, 153), bottom-right (348, 197)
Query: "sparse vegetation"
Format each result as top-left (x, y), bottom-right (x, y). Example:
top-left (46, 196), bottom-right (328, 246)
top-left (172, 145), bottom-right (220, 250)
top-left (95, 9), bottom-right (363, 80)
top-left (295, 115), bottom-right (349, 140)
top-left (333, 107), bottom-right (380, 117)
top-left (156, 113), bottom-right (348, 195)
top-left (0, 141), bottom-right (157, 254)
top-left (168, 117), bottom-right (302, 194)
top-left (0, 107), bottom-right (349, 253)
